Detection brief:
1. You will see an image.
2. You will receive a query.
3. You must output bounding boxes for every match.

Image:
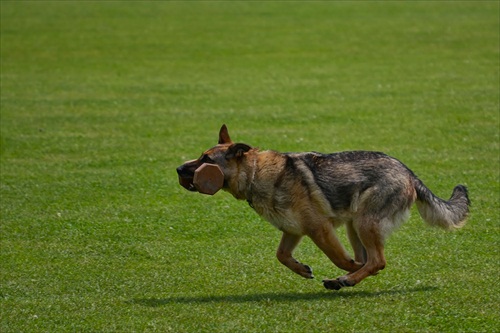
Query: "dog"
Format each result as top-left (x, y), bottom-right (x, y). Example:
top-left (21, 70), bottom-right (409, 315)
top-left (176, 125), bottom-right (470, 290)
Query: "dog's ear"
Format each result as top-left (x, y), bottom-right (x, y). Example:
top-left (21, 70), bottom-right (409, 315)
top-left (225, 143), bottom-right (252, 160)
top-left (218, 124), bottom-right (232, 144)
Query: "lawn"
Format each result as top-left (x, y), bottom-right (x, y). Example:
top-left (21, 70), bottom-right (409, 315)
top-left (1, 1), bottom-right (499, 332)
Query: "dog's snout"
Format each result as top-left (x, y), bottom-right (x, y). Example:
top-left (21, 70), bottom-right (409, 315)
top-left (177, 159), bottom-right (199, 177)
top-left (177, 163), bottom-right (196, 178)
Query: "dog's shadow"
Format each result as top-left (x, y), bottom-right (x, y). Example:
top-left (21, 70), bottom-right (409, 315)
top-left (130, 286), bottom-right (437, 307)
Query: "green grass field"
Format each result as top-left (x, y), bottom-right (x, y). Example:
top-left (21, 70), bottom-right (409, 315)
top-left (1, 2), bottom-right (499, 332)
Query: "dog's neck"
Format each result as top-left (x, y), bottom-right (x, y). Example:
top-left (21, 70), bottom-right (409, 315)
top-left (226, 149), bottom-right (285, 206)
top-left (223, 149), bottom-right (259, 202)
top-left (244, 150), bottom-right (288, 209)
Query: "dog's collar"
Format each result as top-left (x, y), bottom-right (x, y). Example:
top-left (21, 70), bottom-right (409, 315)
top-left (246, 155), bottom-right (258, 208)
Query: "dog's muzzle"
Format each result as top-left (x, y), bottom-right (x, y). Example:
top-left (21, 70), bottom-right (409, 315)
top-left (177, 161), bottom-right (197, 191)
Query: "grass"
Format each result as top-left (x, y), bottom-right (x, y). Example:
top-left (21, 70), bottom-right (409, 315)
top-left (1, 1), bottom-right (499, 332)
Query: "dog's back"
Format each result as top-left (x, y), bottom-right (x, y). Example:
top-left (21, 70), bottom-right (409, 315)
top-left (292, 151), bottom-right (414, 214)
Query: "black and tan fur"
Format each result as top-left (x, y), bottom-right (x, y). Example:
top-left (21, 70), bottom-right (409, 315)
top-left (177, 125), bottom-right (470, 290)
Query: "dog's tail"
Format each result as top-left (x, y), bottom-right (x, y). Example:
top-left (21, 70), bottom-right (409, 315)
top-left (414, 179), bottom-right (470, 230)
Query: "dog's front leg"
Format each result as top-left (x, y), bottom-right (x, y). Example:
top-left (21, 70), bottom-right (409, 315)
top-left (307, 222), bottom-right (364, 274)
top-left (276, 232), bottom-right (314, 279)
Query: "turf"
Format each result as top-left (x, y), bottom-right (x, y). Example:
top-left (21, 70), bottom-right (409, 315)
top-left (1, 1), bottom-right (499, 332)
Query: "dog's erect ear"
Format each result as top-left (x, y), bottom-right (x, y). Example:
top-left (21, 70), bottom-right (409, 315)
top-left (218, 124), bottom-right (232, 144)
top-left (225, 143), bottom-right (252, 160)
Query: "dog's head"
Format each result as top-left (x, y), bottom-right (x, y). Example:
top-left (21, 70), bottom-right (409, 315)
top-left (176, 124), bottom-right (252, 195)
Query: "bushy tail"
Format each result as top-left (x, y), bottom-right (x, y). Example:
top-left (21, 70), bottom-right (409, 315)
top-left (414, 180), bottom-right (470, 230)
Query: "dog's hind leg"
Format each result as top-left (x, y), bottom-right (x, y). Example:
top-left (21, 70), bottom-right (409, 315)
top-left (276, 232), bottom-right (314, 279)
top-left (346, 221), bottom-right (367, 264)
top-left (324, 218), bottom-right (387, 290)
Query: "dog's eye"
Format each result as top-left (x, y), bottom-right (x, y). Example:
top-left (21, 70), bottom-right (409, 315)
top-left (200, 154), bottom-right (215, 164)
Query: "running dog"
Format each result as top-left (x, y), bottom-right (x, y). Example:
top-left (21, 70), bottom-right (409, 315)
top-left (176, 125), bottom-right (470, 290)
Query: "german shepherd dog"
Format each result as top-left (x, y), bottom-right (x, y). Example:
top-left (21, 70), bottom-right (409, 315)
top-left (177, 125), bottom-right (470, 290)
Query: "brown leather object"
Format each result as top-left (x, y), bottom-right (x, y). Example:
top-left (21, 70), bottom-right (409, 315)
top-left (193, 163), bottom-right (224, 195)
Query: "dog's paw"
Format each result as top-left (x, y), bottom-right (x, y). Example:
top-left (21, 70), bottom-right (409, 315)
top-left (322, 277), bottom-right (355, 290)
top-left (304, 264), bottom-right (314, 279)
top-left (322, 279), bottom-right (343, 290)
top-left (337, 275), bottom-right (356, 287)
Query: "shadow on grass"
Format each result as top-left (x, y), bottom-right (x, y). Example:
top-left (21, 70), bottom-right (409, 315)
top-left (131, 286), bottom-right (437, 307)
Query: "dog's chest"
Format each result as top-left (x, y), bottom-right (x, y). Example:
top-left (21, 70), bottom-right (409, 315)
top-left (250, 201), bottom-right (303, 235)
